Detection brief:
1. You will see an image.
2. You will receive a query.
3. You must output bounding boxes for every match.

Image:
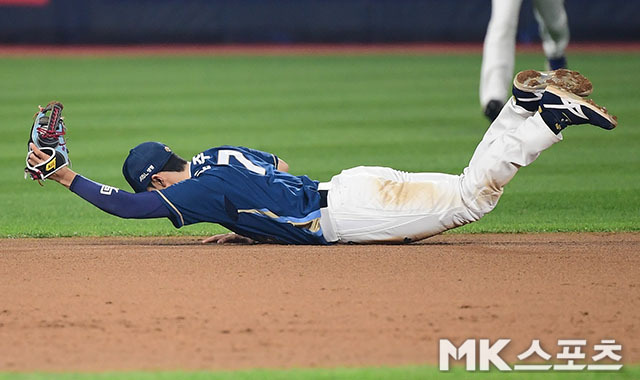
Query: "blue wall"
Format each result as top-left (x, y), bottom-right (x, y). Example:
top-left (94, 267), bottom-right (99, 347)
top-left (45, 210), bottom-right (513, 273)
top-left (1, 0), bottom-right (639, 44)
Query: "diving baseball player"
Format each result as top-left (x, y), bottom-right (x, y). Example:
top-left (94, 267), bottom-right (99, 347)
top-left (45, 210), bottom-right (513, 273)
top-left (26, 69), bottom-right (616, 245)
top-left (481, 0), bottom-right (570, 121)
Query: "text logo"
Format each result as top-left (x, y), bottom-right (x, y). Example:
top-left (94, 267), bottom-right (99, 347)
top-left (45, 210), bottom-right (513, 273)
top-left (439, 339), bottom-right (622, 372)
top-left (45, 157), bottom-right (56, 171)
top-left (100, 185), bottom-right (119, 196)
top-left (139, 164), bottom-right (155, 182)
top-left (192, 152), bottom-right (212, 166)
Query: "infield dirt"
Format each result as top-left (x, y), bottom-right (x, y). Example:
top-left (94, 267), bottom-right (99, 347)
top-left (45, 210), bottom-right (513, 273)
top-left (0, 232), bottom-right (638, 371)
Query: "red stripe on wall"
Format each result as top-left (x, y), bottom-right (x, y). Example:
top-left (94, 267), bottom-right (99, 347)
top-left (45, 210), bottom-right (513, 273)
top-left (0, 43), bottom-right (639, 57)
top-left (0, 0), bottom-right (49, 6)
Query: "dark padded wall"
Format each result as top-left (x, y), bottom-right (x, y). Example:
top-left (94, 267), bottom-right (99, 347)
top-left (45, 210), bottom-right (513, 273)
top-left (0, 0), bottom-right (638, 44)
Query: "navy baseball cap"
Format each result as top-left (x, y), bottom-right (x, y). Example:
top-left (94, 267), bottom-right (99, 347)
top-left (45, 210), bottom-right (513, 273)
top-left (122, 142), bottom-right (173, 193)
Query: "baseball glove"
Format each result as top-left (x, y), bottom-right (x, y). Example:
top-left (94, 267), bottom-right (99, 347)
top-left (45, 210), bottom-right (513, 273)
top-left (24, 101), bottom-right (70, 182)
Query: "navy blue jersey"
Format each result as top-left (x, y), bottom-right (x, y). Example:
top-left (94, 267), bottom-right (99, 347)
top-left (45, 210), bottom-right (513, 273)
top-left (156, 146), bottom-right (329, 245)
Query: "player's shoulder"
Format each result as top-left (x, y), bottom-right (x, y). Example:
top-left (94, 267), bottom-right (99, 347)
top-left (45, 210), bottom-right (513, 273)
top-left (216, 145), bottom-right (257, 153)
top-left (190, 146), bottom-right (247, 164)
top-left (193, 145), bottom-right (247, 157)
top-left (190, 148), bottom-right (215, 167)
top-left (190, 145), bottom-right (276, 178)
top-left (188, 146), bottom-right (240, 178)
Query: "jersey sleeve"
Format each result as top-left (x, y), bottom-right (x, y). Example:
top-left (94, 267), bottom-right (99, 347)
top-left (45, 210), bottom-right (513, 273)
top-left (69, 175), bottom-right (171, 219)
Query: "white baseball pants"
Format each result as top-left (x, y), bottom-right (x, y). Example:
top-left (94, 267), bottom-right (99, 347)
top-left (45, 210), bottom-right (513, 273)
top-left (319, 99), bottom-right (562, 244)
top-left (480, 0), bottom-right (569, 108)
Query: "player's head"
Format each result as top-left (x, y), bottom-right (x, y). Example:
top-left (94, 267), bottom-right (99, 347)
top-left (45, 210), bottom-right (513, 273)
top-left (122, 141), bottom-right (188, 192)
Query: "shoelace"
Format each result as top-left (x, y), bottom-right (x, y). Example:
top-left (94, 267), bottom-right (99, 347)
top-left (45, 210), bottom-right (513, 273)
top-left (36, 123), bottom-right (66, 139)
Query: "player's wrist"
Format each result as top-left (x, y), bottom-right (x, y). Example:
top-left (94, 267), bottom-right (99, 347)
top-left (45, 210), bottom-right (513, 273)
top-left (51, 167), bottom-right (77, 188)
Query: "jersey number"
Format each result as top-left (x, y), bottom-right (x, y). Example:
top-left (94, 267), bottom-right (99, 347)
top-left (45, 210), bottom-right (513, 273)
top-left (217, 150), bottom-right (266, 175)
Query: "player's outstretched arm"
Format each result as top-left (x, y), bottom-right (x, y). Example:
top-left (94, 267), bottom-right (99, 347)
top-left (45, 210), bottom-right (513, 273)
top-left (28, 142), bottom-right (171, 220)
top-left (202, 233), bottom-right (257, 245)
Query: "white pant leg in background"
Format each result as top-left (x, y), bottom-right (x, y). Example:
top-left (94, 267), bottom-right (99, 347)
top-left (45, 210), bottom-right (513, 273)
top-left (533, 0), bottom-right (569, 59)
top-left (479, 0), bottom-right (523, 108)
top-left (321, 99), bottom-right (562, 244)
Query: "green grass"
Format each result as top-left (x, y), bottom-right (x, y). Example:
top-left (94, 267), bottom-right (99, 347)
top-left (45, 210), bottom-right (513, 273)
top-left (1, 365), bottom-right (639, 379)
top-left (1, 52), bottom-right (639, 237)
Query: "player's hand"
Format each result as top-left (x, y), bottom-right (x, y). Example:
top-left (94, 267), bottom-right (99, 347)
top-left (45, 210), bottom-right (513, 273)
top-left (202, 233), bottom-right (256, 245)
top-left (28, 142), bottom-right (50, 166)
top-left (28, 143), bottom-right (76, 188)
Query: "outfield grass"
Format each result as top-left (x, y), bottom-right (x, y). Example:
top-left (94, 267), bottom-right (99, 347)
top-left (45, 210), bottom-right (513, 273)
top-left (0, 52), bottom-right (639, 237)
top-left (1, 365), bottom-right (639, 380)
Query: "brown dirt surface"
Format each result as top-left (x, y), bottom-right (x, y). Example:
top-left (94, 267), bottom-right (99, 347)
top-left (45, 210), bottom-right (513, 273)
top-left (0, 232), bottom-right (638, 371)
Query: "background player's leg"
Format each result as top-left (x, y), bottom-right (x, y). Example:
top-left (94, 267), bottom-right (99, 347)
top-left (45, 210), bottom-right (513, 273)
top-left (533, 0), bottom-right (569, 68)
top-left (480, 0), bottom-right (523, 120)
